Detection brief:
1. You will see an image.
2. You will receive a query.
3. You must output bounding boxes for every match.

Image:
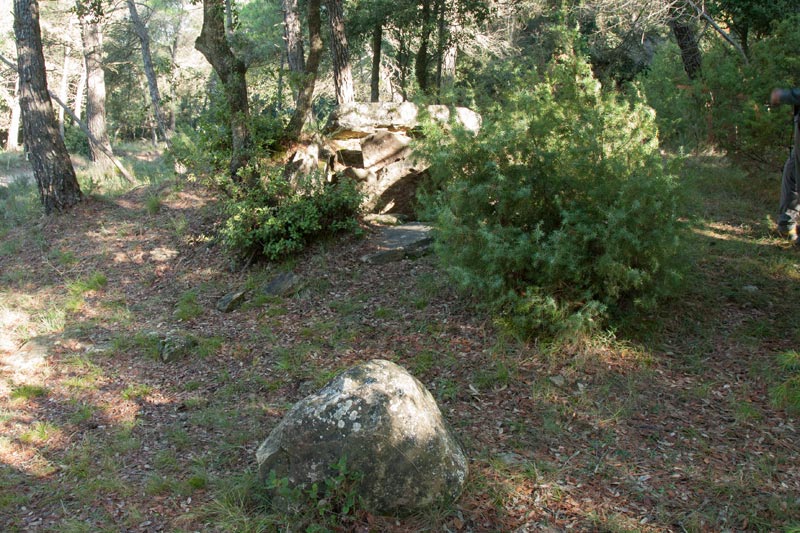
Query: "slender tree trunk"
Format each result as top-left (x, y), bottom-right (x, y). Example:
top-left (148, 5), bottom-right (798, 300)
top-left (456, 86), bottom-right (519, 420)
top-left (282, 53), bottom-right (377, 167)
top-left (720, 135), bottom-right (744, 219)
top-left (668, 6), bottom-right (701, 80)
top-left (127, 0), bottom-right (170, 145)
top-left (282, 0), bottom-right (305, 75)
top-left (169, 30), bottom-right (180, 131)
top-left (282, 0), bottom-right (304, 107)
top-left (398, 30), bottom-right (409, 101)
top-left (415, 0), bottom-right (432, 93)
top-left (80, 16), bottom-right (114, 163)
top-left (2, 79), bottom-right (22, 151)
top-left (196, 0), bottom-right (253, 183)
top-left (224, 0), bottom-right (234, 43)
top-left (440, 40), bottom-right (457, 92)
top-left (58, 29), bottom-right (72, 139)
top-left (14, 0), bottom-right (82, 213)
top-left (325, 0), bottom-right (354, 104)
top-left (73, 56), bottom-right (86, 120)
top-left (285, 0), bottom-right (322, 142)
top-left (370, 21), bottom-right (382, 102)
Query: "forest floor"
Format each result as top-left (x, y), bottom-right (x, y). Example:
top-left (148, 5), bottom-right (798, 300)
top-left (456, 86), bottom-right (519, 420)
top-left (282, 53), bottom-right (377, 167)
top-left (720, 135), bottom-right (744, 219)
top-left (1, 146), bottom-right (799, 532)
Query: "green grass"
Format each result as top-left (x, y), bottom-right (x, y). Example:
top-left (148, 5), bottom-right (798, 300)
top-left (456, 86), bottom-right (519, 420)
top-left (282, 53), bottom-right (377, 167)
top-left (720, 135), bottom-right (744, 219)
top-left (121, 383), bottom-right (152, 401)
top-left (174, 289), bottom-right (203, 320)
top-left (10, 383), bottom-right (50, 400)
top-left (66, 272), bottom-right (108, 311)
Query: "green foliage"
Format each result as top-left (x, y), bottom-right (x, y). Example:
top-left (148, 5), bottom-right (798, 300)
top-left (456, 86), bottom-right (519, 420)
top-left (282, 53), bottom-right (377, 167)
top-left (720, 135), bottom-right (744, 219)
top-left (639, 14), bottom-right (800, 160)
top-left (220, 170), bottom-right (362, 262)
top-left (63, 124), bottom-right (91, 157)
top-left (771, 351), bottom-right (800, 414)
top-left (421, 51), bottom-right (682, 339)
top-left (264, 456), bottom-right (364, 529)
top-left (636, 42), bottom-right (709, 151)
top-left (170, 84), bottom-right (286, 183)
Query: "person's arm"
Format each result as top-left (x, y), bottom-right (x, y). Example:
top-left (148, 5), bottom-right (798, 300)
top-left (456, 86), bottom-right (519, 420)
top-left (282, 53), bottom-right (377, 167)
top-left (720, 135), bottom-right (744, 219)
top-left (771, 88), bottom-right (800, 106)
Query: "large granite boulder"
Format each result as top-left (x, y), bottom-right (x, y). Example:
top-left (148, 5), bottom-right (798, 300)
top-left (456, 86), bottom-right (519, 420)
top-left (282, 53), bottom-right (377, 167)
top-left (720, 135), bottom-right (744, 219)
top-left (256, 359), bottom-right (468, 515)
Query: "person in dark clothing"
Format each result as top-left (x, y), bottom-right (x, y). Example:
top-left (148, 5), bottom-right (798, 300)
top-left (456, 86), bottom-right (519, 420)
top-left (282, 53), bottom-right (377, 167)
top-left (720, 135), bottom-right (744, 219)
top-left (772, 88), bottom-right (800, 240)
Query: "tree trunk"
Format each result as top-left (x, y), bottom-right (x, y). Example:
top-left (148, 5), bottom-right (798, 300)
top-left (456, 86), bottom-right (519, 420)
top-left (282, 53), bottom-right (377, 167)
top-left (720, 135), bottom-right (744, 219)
top-left (282, 0), bottom-right (305, 75)
top-left (1, 79), bottom-right (22, 151)
top-left (14, 0), bottom-right (82, 213)
top-left (80, 16), bottom-right (114, 163)
top-left (285, 0), bottom-right (322, 142)
top-left (435, 0), bottom-right (444, 92)
top-left (325, 0), bottom-right (354, 104)
top-left (398, 30), bottom-right (409, 101)
top-left (668, 7), bottom-right (701, 80)
top-left (370, 21), bottom-right (381, 102)
top-left (127, 0), bottom-right (170, 145)
top-left (73, 56), bottom-right (86, 120)
top-left (415, 0), bottom-right (432, 93)
top-left (58, 28), bottom-right (72, 139)
top-left (440, 37), bottom-right (457, 92)
top-left (196, 0), bottom-right (253, 183)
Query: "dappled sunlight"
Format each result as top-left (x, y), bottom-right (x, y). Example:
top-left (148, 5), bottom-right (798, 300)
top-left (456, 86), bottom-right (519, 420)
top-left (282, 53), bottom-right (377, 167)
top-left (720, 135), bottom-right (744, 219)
top-left (692, 220), bottom-right (772, 245)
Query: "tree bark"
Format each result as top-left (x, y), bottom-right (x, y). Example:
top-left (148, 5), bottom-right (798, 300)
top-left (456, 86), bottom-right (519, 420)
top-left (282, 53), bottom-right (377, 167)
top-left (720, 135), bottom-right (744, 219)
top-left (196, 0), bottom-right (253, 183)
top-left (285, 0), bottom-right (323, 142)
top-left (58, 25), bottom-right (72, 139)
top-left (13, 0), bottom-right (82, 213)
top-left (415, 0), bottom-right (432, 93)
top-left (126, 0), bottom-right (171, 145)
top-left (325, 0), bottom-right (354, 104)
top-left (668, 13), bottom-right (701, 80)
top-left (370, 21), bottom-right (382, 102)
top-left (80, 15), bottom-right (114, 163)
top-left (1, 78), bottom-right (22, 151)
top-left (73, 55), bottom-right (86, 120)
top-left (282, 0), bottom-right (305, 75)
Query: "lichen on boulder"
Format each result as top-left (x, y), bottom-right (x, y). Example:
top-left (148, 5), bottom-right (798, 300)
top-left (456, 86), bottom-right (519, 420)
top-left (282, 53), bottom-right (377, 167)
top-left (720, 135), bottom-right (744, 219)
top-left (256, 359), bottom-right (468, 515)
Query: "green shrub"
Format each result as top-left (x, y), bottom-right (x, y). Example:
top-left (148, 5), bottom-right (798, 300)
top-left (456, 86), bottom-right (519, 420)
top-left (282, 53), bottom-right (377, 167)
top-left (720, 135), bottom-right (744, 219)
top-left (220, 169), bottom-right (362, 262)
top-left (636, 41), bottom-right (709, 151)
top-left (421, 51), bottom-right (682, 339)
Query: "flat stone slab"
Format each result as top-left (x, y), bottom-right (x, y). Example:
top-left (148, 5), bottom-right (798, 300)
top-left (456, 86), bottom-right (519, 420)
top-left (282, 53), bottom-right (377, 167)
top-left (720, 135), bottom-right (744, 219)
top-left (361, 223), bottom-right (433, 264)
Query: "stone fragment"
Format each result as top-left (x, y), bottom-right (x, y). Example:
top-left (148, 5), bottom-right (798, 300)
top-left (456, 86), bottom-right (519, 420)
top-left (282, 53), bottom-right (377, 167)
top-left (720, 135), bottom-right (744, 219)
top-left (262, 272), bottom-right (303, 298)
top-left (159, 330), bottom-right (198, 363)
top-left (216, 290), bottom-right (248, 313)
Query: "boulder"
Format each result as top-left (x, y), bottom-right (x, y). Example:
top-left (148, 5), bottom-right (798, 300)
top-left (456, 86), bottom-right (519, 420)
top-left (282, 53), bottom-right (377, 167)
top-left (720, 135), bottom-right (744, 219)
top-left (360, 131), bottom-right (412, 169)
top-left (256, 359), bottom-right (468, 515)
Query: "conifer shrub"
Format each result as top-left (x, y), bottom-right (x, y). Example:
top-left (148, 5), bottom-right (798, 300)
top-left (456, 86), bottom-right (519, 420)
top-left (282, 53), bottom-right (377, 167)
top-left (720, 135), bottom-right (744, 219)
top-left (421, 53), bottom-right (682, 339)
top-left (220, 169), bottom-right (362, 262)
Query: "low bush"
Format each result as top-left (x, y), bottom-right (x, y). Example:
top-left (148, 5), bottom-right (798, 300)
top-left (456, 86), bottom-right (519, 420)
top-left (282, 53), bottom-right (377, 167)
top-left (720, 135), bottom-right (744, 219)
top-left (420, 49), bottom-right (683, 339)
top-left (220, 169), bottom-right (362, 262)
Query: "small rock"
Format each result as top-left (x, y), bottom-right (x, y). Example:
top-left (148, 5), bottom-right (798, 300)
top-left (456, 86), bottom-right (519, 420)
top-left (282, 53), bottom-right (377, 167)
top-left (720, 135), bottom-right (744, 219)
top-left (217, 290), bottom-right (248, 313)
top-left (742, 285), bottom-right (759, 293)
top-left (262, 272), bottom-right (303, 298)
top-left (496, 452), bottom-right (526, 467)
top-left (160, 331), bottom-right (198, 363)
top-left (549, 375), bottom-right (566, 388)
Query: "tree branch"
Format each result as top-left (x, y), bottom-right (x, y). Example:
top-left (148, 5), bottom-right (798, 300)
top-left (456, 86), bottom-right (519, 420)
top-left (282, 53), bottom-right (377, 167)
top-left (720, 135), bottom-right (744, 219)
top-left (683, 0), bottom-right (748, 64)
